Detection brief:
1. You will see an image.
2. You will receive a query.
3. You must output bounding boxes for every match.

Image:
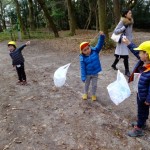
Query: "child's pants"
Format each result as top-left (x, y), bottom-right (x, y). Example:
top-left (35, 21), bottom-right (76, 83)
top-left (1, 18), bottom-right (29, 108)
top-left (16, 63), bottom-right (26, 81)
top-left (137, 95), bottom-right (149, 128)
top-left (84, 74), bottom-right (98, 95)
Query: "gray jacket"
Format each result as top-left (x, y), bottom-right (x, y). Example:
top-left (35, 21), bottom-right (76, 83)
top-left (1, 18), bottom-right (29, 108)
top-left (114, 18), bottom-right (133, 55)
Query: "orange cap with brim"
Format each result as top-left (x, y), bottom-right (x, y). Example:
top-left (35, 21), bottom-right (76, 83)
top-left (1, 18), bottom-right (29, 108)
top-left (80, 42), bottom-right (90, 53)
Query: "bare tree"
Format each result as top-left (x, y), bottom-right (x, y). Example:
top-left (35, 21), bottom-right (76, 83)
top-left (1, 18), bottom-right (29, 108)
top-left (14, 0), bottom-right (26, 35)
top-left (66, 0), bottom-right (76, 35)
top-left (84, 0), bottom-right (97, 30)
top-left (113, 0), bottom-right (120, 25)
top-left (37, 0), bottom-right (59, 37)
top-left (0, 0), bottom-right (7, 30)
top-left (98, 0), bottom-right (108, 38)
top-left (28, 0), bottom-right (35, 30)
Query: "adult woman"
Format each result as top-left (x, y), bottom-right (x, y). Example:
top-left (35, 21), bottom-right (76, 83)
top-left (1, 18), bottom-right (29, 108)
top-left (111, 9), bottom-right (134, 77)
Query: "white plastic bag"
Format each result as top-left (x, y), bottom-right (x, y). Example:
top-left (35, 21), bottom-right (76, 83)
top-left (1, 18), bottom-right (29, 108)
top-left (53, 63), bottom-right (71, 87)
top-left (107, 70), bottom-right (131, 105)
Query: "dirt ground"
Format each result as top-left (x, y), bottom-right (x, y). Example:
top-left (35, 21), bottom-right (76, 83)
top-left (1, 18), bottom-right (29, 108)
top-left (0, 30), bottom-right (150, 150)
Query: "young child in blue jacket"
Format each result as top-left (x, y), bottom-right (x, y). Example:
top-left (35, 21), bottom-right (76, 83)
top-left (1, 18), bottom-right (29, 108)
top-left (8, 41), bottom-right (30, 85)
top-left (79, 31), bottom-right (105, 101)
top-left (123, 38), bottom-right (150, 137)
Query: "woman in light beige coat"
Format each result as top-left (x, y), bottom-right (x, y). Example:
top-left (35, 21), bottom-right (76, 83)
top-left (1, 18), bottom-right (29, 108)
top-left (111, 9), bottom-right (134, 77)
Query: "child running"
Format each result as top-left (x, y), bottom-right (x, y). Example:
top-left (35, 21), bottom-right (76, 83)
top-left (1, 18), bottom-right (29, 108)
top-left (79, 31), bottom-right (105, 101)
top-left (8, 41), bottom-right (30, 85)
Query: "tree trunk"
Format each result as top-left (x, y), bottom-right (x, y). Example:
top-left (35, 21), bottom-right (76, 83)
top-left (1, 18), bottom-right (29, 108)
top-left (84, 0), bottom-right (97, 30)
top-left (14, 0), bottom-right (26, 35)
top-left (28, 0), bottom-right (35, 30)
top-left (95, 8), bottom-right (99, 31)
top-left (84, 0), bottom-right (92, 29)
top-left (113, 0), bottom-right (120, 25)
top-left (98, 0), bottom-right (108, 37)
top-left (37, 0), bottom-right (59, 37)
top-left (0, 0), bottom-right (3, 32)
top-left (66, 0), bottom-right (76, 36)
top-left (0, 0), bottom-right (5, 30)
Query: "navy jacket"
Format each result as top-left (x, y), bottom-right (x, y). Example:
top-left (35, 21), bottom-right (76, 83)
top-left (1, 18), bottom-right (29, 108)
top-left (10, 44), bottom-right (26, 65)
top-left (127, 42), bottom-right (150, 103)
top-left (138, 65), bottom-right (150, 103)
top-left (79, 35), bottom-right (105, 81)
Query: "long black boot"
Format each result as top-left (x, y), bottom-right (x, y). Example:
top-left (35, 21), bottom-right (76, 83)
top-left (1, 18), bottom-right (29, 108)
top-left (124, 56), bottom-right (130, 77)
top-left (111, 55), bottom-right (119, 70)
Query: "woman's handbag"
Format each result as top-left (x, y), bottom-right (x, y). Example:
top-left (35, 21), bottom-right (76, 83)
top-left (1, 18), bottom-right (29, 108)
top-left (111, 33), bottom-right (124, 43)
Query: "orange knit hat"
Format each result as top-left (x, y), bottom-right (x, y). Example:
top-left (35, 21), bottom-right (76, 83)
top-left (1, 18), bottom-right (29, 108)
top-left (80, 42), bottom-right (90, 51)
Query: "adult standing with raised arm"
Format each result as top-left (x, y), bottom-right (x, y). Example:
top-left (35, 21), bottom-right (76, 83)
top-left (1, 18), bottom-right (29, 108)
top-left (111, 9), bottom-right (134, 77)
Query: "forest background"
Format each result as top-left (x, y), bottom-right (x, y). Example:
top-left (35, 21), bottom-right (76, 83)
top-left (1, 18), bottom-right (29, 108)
top-left (1, 0), bottom-right (150, 149)
top-left (0, 0), bottom-right (150, 43)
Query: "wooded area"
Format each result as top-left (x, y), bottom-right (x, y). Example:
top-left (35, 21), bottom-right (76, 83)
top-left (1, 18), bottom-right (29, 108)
top-left (0, 0), bottom-right (150, 39)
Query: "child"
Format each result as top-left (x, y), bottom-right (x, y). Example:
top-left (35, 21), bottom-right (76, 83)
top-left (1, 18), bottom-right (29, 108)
top-left (8, 41), bottom-right (30, 85)
top-left (123, 38), bottom-right (150, 137)
top-left (79, 31), bottom-right (105, 101)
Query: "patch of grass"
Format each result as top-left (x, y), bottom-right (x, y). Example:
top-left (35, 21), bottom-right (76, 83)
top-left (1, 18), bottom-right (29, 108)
top-left (23, 30), bottom-right (55, 39)
top-left (0, 29), bottom-right (56, 42)
top-left (0, 31), bottom-right (12, 42)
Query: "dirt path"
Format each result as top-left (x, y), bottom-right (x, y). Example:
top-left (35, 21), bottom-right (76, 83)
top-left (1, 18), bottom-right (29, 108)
top-left (0, 31), bottom-right (150, 150)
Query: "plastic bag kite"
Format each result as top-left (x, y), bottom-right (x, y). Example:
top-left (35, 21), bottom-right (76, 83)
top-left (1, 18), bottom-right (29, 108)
top-left (107, 70), bottom-right (131, 105)
top-left (53, 63), bottom-right (71, 87)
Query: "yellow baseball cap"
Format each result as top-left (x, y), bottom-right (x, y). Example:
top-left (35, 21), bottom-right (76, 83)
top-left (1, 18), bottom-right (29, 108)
top-left (134, 41), bottom-right (150, 59)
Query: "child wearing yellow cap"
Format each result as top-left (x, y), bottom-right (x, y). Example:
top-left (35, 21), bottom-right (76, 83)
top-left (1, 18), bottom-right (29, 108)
top-left (8, 41), bottom-right (30, 85)
top-left (79, 31), bottom-right (105, 101)
top-left (122, 38), bottom-right (150, 137)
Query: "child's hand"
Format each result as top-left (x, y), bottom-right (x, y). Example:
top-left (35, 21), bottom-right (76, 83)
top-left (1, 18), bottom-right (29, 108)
top-left (122, 37), bottom-right (130, 45)
top-left (144, 101), bottom-right (150, 105)
top-left (26, 41), bottom-right (30, 46)
top-left (99, 31), bottom-right (104, 35)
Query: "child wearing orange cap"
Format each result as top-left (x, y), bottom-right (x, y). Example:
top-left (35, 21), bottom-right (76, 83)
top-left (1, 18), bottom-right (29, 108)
top-left (122, 38), bottom-right (150, 137)
top-left (79, 31), bottom-right (105, 101)
top-left (8, 41), bottom-right (30, 85)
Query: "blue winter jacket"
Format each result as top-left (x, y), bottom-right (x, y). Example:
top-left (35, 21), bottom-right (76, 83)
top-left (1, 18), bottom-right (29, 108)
top-left (79, 35), bottom-right (105, 81)
top-left (127, 42), bottom-right (150, 103)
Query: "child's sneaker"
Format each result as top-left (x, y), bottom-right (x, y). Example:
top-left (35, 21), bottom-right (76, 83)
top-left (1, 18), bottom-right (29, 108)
top-left (131, 121), bottom-right (147, 129)
top-left (128, 126), bottom-right (144, 137)
top-left (16, 80), bottom-right (22, 85)
top-left (91, 95), bottom-right (96, 101)
top-left (82, 94), bottom-right (87, 100)
top-left (22, 80), bottom-right (27, 85)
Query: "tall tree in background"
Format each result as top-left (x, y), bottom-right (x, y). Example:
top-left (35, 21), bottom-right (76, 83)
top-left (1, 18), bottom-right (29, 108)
top-left (14, 0), bottom-right (26, 35)
top-left (98, 0), bottom-right (108, 39)
top-left (84, 0), bottom-right (97, 29)
top-left (28, 0), bottom-right (35, 30)
top-left (0, 0), bottom-right (7, 30)
top-left (66, 0), bottom-right (76, 35)
top-left (113, 0), bottom-right (120, 25)
top-left (37, 0), bottom-right (59, 37)
top-left (0, 0), bottom-right (3, 32)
